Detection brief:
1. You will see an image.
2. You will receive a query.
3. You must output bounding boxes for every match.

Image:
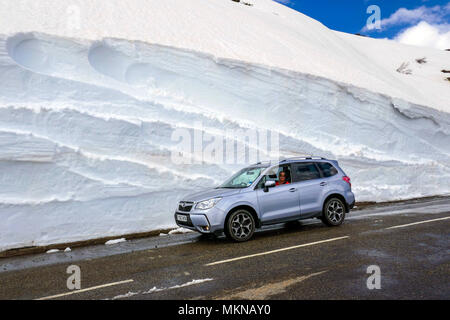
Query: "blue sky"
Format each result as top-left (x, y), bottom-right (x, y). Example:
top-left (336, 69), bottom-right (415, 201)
top-left (274, 0), bottom-right (450, 48)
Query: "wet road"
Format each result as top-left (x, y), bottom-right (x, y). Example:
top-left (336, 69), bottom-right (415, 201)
top-left (0, 197), bottom-right (449, 300)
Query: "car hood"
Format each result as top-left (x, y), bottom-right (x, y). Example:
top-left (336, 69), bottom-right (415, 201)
top-left (182, 188), bottom-right (241, 202)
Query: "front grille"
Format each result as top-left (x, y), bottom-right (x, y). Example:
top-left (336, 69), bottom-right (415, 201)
top-left (178, 201), bottom-right (194, 212)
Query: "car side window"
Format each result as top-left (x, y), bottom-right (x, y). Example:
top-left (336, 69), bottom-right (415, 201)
top-left (256, 175), bottom-right (267, 189)
top-left (256, 174), bottom-right (278, 189)
top-left (317, 162), bottom-right (338, 177)
top-left (256, 165), bottom-right (291, 189)
top-left (292, 162), bottom-right (321, 182)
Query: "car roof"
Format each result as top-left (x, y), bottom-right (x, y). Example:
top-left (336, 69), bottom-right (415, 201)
top-left (252, 157), bottom-right (335, 167)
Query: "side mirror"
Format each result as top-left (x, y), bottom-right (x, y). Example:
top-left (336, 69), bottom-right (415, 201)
top-left (264, 180), bottom-right (276, 192)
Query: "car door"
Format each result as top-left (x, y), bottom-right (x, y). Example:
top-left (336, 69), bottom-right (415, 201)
top-left (292, 162), bottom-right (324, 216)
top-left (256, 165), bottom-right (301, 223)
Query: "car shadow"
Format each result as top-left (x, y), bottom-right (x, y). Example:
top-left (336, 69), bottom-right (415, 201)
top-left (196, 219), bottom-right (328, 244)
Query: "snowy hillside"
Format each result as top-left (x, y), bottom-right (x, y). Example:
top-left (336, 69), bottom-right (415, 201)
top-left (0, 0), bottom-right (449, 251)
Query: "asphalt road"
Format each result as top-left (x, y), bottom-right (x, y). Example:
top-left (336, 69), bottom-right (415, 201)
top-left (0, 197), bottom-right (449, 300)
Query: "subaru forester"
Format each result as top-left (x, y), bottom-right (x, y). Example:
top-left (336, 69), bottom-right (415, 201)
top-left (174, 157), bottom-right (355, 242)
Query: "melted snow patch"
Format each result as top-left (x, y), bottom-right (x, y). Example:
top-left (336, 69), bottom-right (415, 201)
top-left (46, 249), bottom-right (60, 254)
top-left (105, 238), bottom-right (127, 245)
top-left (168, 228), bottom-right (195, 235)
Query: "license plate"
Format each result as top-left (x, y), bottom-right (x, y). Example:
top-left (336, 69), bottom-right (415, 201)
top-left (176, 214), bottom-right (188, 222)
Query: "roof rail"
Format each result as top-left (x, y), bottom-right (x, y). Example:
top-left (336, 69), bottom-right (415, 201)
top-left (250, 160), bottom-right (274, 166)
top-left (251, 156), bottom-right (327, 166)
top-left (280, 156), bottom-right (327, 162)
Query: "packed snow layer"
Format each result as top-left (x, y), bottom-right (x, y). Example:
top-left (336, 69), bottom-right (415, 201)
top-left (0, 0), bottom-right (449, 113)
top-left (0, 31), bottom-right (449, 251)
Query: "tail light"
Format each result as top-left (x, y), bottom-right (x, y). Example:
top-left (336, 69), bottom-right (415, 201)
top-left (343, 176), bottom-right (351, 188)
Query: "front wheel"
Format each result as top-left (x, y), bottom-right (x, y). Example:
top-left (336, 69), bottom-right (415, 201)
top-left (322, 198), bottom-right (346, 226)
top-left (225, 209), bottom-right (255, 242)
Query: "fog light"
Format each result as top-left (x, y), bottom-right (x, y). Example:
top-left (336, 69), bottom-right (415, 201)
top-left (202, 226), bottom-right (210, 231)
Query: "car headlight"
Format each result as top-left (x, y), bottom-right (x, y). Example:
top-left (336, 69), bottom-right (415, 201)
top-left (195, 198), bottom-right (222, 210)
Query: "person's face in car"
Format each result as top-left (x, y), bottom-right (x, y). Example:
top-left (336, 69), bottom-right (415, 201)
top-left (279, 171), bottom-right (286, 184)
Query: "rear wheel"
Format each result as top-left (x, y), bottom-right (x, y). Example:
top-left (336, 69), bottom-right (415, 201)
top-left (225, 209), bottom-right (255, 242)
top-left (322, 197), bottom-right (346, 226)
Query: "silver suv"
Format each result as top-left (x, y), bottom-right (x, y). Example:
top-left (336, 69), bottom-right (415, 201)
top-left (175, 157), bottom-right (355, 242)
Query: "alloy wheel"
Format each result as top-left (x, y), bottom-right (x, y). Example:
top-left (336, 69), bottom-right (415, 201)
top-left (327, 200), bottom-right (344, 223)
top-left (231, 212), bottom-right (253, 239)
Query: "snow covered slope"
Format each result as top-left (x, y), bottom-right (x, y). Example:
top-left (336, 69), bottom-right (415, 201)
top-left (1, 0), bottom-right (449, 112)
top-left (0, 0), bottom-right (449, 251)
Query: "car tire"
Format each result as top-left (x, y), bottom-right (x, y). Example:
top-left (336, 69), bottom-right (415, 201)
top-left (225, 209), bottom-right (256, 242)
top-left (322, 197), bottom-right (346, 226)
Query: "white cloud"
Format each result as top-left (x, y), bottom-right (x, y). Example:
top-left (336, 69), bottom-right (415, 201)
top-left (381, 5), bottom-right (447, 28)
top-left (395, 21), bottom-right (450, 50)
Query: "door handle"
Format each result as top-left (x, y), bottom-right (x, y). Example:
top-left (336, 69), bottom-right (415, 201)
top-left (289, 188), bottom-right (297, 192)
top-left (320, 182), bottom-right (327, 186)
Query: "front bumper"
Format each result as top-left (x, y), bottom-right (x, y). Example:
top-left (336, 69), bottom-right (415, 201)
top-left (174, 206), bottom-right (226, 234)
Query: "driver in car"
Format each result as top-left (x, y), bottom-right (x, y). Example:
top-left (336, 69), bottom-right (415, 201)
top-left (275, 171), bottom-right (290, 186)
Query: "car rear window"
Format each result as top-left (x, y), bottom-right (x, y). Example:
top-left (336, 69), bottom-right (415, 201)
top-left (317, 162), bottom-right (338, 177)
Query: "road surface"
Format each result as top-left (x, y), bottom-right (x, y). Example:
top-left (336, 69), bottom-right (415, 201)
top-left (0, 197), bottom-right (449, 300)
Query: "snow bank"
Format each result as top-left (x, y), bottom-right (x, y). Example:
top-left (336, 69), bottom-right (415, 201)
top-left (0, 0), bottom-right (449, 251)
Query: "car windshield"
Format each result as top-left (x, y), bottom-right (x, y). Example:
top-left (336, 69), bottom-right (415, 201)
top-left (218, 167), bottom-right (265, 189)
